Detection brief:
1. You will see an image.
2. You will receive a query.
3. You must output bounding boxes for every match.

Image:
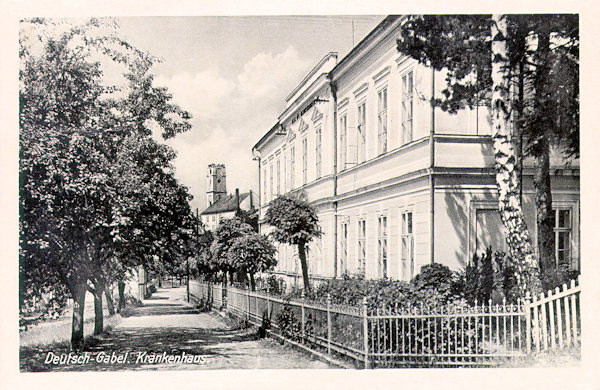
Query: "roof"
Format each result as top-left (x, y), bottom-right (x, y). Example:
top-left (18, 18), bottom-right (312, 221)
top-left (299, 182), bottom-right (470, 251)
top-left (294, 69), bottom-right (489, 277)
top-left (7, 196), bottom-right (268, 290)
top-left (252, 122), bottom-right (282, 153)
top-left (200, 192), bottom-right (250, 215)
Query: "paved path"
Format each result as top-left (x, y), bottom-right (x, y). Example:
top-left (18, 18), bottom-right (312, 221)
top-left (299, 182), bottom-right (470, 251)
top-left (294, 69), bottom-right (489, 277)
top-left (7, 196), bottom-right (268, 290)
top-left (20, 286), bottom-right (330, 371)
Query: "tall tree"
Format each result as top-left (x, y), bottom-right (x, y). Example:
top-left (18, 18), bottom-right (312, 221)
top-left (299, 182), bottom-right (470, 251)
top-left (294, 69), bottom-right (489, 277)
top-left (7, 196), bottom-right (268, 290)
top-left (398, 14), bottom-right (578, 295)
top-left (19, 18), bottom-right (194, 348)
top-left (264, 195), bottom-right (322, 292)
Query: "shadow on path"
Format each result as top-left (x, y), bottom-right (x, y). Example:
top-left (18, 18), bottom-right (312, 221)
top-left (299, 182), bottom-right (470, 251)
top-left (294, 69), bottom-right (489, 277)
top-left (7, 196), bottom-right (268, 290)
top-left (20, 286), bottom-right (330, 371)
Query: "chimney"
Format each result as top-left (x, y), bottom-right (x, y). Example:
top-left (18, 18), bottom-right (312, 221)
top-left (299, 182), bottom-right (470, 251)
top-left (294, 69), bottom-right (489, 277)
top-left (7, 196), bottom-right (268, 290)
top-left (235, 188), bottom-right (240, 211)
top-left (249, 189), bottom-right (254, 209)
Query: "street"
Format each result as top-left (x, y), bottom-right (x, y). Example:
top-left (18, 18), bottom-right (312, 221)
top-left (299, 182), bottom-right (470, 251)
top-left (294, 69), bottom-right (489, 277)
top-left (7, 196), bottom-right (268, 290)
top-left (20, 286), bottom-right (330, 371)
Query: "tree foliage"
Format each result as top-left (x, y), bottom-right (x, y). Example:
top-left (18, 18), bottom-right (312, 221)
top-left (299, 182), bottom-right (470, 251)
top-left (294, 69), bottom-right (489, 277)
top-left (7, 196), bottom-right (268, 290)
top-left (19, 17), bottom-right (194, 347)
top-left (228, 233), bottom-right (277, 290)
top-left (397, 14), bottom-right (579, 296)
top-left (264, 194), bottom-right (322, 292)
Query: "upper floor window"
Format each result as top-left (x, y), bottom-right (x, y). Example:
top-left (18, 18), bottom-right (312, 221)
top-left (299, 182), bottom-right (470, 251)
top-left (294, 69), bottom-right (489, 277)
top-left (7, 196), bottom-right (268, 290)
top-left (263, 168), bottom-right (267, 202)
top-left (302, 138), bottom-right (308, 185)
top-left (289, 146), bottom-right (295, 190)
top-left (377, 88), bottom-right (388, 155)
top-left (378, 215), bottom-right (388, 278)
top-left (357, 102), bottom-right (366, 163)
top-left (269, 163), bottom-right (274, 200)
top-left (339, 114), bottom-right (347, 169)
top-left (276, 159), bottom-right (281, 195)
top-left (315, 128), bottom-right (322, 179)
top-left (402, 71), bottom-right (414, 145)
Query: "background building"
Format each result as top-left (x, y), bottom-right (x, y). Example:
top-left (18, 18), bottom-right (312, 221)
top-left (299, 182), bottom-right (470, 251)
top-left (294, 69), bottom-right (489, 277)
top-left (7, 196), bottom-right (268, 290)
top-left (200, 164), bottom-right (257, 231)
top-left (253, 16), bottom-right (580, 288)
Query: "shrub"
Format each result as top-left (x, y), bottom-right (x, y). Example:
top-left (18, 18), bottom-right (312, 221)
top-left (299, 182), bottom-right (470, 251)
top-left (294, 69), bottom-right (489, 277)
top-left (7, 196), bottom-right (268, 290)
top-left (540, 264), bottom-right (579, 292)
top-left (411, 263), bottom-right (454, 302)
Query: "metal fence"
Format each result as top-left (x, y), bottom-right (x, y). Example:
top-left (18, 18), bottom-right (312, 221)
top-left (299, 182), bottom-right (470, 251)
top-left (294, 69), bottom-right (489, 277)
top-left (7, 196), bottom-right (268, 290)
top-left (191, 277), bottom-right (581, 368)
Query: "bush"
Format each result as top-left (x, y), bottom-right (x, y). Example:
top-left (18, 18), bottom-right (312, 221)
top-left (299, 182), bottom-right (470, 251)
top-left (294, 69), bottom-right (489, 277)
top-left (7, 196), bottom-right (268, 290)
top-left (540, 264), bottom-right (579, 292)
top-left (411, 263), bottom-right (454, 302)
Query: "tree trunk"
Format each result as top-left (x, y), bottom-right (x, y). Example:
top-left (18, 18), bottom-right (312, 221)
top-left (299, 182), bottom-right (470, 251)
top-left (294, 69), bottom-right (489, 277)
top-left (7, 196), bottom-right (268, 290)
top-left (117, 281), bottom-right (125, 313)
top-left (298, 242), bottom-right (311, 293)
top-left (70, 282), bottom-right (86, 351)
top-left (93, 285), bottom-right (104, 335)
top-left (533, 26), bottom-right (556, 275)
top-left (534, 140), bottom-right (554, 273)
top-left (491, 14), bottom-right (541, 298)
top-left (249, 273), bottom-right (256, 291)
top-left (105, 286), bottom-right (115, 316)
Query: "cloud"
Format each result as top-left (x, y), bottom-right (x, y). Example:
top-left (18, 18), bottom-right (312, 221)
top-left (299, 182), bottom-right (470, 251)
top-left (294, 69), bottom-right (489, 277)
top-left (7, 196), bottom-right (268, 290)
top-left (154, 46), bottom-right (311, 212)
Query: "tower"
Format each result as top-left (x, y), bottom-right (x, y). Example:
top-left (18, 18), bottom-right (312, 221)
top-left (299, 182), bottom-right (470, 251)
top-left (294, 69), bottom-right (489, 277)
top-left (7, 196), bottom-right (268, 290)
top-left (206, 164), bottom-right (226, 207)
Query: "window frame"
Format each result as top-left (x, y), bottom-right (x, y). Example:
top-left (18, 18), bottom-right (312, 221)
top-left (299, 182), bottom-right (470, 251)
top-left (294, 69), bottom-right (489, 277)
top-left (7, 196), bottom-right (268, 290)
top-left (302, 137), bottom-right (308, 185)
top-left (401, 70), bottom-right (414, 145)
top-left (377, 87), bottom-right (388, 155)
top-left (401, 210), bottom-right (414, 280)
top-left (357, 100), bottom-right (367, 163)
top-left (357, 218), bottom-right (366, 276)
top-left (315, 127), bottom-right (322, 179)
top-left (378, 214), bottom-right (388, 278)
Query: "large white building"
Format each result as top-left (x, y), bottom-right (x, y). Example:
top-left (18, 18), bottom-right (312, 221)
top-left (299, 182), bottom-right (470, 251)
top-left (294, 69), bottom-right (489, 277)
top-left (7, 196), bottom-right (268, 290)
top-left (252, 16), bottom-right (579, 287)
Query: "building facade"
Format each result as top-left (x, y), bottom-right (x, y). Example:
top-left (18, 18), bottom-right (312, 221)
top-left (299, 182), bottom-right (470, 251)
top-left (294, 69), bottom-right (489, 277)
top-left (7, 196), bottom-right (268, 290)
top-left (200, 164), bottom-right (256, 231)
top-left (252, 16), bottom-right (580, 287)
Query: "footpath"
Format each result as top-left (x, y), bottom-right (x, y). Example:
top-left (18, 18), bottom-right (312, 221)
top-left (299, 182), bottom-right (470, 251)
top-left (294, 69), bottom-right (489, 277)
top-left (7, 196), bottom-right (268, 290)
top-left (20, 286), bottom-right (330, 371)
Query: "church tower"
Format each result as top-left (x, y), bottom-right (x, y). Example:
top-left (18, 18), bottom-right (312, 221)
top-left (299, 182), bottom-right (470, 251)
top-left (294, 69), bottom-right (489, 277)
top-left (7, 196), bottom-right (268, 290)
top-left (206, 164), bottom-right (226, 207)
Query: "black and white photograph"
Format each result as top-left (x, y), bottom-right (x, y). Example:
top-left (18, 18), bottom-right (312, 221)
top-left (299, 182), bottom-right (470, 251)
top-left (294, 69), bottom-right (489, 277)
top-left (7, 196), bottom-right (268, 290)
top-left (2, 1), bottom-right (599, 389)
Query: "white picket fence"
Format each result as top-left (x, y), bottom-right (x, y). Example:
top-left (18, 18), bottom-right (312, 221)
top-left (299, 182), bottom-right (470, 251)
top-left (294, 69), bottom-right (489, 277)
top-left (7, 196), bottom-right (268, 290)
top-left (191, 277), bottom-right (581, 367)
top-left (524, 277), bottom-right (581, 354)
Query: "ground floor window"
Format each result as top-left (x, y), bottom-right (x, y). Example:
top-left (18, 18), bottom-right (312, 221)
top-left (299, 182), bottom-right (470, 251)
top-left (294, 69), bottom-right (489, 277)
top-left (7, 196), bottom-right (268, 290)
top-left (554, 208), bottom-right (573, 268)
top-left (401, 211), bottom-right (414, 280)
top-left (357, 219), bottom-right (366, 276)
top-left (339, 222), bottom-right (348, 276)
top-left (378, 215), bottom-right (388, 278)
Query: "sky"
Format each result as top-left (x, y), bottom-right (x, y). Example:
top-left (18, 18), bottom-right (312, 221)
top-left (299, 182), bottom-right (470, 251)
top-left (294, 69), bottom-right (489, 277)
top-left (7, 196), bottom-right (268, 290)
top-left (115, 16), bottom-right (384, 212)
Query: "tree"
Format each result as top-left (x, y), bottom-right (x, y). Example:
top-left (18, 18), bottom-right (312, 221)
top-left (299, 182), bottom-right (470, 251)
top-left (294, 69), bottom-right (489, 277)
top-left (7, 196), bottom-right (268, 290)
top-left (264, 194), bottom-right (322, 292)
top-left (228, 233), bottom-right (277, 290)
top-left (210, 217), bottom-right (254, 284)
top-left (397, 14), bottom-right (578, 296)
top-left (19, 18), bottom-right (194, 348)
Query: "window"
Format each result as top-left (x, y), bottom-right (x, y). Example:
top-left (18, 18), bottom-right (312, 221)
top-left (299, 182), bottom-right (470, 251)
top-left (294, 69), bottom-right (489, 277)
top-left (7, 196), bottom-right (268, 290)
top-left (401, 211), bottom-right (414, 280)
top-left (315, 128), bottom-right (322, 179)
top-left (340, 222), bottom-right (348, 276)
top-left (402, 71), bottom-right (414, 145)
top-left (377, 88), bottom-right (388, 155)
top-left (339, 114), bottom-right (347, 169)
top-left (302, 138), bottom-right (308, 185)
top-left (276, 159), bottom-right (281, 195)
top-left (554, 208), bottom-right (572, 267)
top-left (282, 154), bottom-right (286, 194)
top-left (357, 219), bottom-right (366, 275)
top-left (378, 215), bottom-right (388, 278)
top-left (263, 168), bottom-right (267, 202)
top-left (269, 163), bottom-right (274, 200)
top-left (289, 146), bottom-right (295, 190)
top-left (357, 102), bottom-right (366, 163)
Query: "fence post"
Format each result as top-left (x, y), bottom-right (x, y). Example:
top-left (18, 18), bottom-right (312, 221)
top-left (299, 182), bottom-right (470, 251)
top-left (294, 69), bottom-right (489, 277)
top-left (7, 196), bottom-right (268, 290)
top-left (524, 292), bottom-right (531, 355)
top-left (246, 285), bottom-right (250, 322)
top-left (301, 291), bottom-right (306, 343)
top-left (327, 293), bottom-right (332, 356)
top-left (266, 285), bottom-right (270, 323)
top-left (363, 297), bottom-right (369, 369)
